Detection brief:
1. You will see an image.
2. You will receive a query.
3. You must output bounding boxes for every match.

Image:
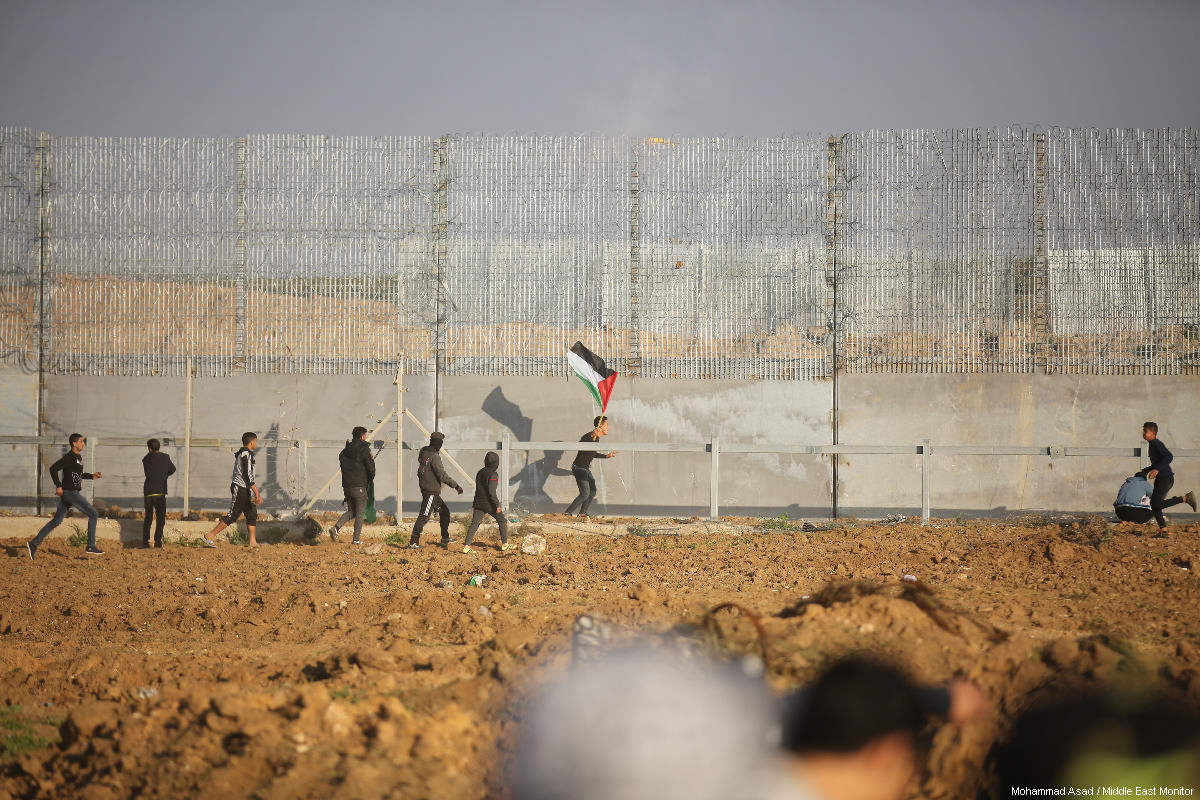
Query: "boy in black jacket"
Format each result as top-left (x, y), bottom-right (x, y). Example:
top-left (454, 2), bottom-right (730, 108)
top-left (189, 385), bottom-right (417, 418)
top-left (462, 451), bottom-right (515, 553)
top-left (27, 432), bottom-right (104, 559)
top-left (407, 431), bottom-right (463, 549)
top-left (329, 425), bottom-right (375, 544)
top-left (142, 438), bottom-right (176, 548)
top-left (1139, 421), bottom-right (1196, 538)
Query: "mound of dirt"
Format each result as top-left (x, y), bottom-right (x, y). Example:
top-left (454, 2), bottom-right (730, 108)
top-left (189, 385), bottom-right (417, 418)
top-left (1, 514), bottom-right (1198, 799)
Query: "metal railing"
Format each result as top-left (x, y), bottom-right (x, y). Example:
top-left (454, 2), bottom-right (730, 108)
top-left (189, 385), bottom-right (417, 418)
top-left (4, 434), bottom-right (1190, 525)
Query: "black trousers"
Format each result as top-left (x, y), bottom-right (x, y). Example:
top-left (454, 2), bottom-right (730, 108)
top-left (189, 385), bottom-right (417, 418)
top-left (1150, 472), bottom-right (1184, 528)
top-left (565, 466), bottom-right (597, 515)
top-left (143, 494), bottom-right (167, 546)
top-left (410, 491), bottom-right (451, 543)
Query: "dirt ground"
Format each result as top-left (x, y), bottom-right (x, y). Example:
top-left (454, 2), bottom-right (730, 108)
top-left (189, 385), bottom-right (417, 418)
top-left (1, 510), bottom-right (1198, 800)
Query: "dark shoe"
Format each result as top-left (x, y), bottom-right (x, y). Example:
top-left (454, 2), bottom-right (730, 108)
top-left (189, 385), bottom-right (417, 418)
top-left (26, 541), bottom-right (36, 561)
top-left (1185, 491), bottom-right (1197, 512)
top-left (1152, 530), bottom-right (1170, 539)
top-left (328, 527), bottom-right (340, 543)
top-left (440, 537), bottom-right (457, 548)
top-left (406, 542), bottom-right (423, 550)
top-left (85, 545), bottom-right (105, 555)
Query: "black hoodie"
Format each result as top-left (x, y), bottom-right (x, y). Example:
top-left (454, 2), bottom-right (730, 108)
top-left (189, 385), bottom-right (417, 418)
top-left (339, 437), bottom-right (376, 488)
top-left (472, 451), bottom-right (501, 512)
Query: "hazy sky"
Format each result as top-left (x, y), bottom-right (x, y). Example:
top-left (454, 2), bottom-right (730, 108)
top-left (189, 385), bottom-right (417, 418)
top-left (3, 0), bottom-right (1199, 137)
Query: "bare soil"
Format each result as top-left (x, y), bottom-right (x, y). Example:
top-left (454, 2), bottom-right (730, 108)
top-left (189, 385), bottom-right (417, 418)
top-left (1, 512), bottom-right (1199, 800)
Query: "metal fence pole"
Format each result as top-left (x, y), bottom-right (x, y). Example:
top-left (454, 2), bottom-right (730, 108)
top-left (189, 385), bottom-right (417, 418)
top-left (921, 439), bottom-right (932, 525)
top-left (709, 436), bottom-right (720, 520)
top-left (501, 431), bottom-right (511, 511)
top-left (183, 357), bottom-right (193, 514)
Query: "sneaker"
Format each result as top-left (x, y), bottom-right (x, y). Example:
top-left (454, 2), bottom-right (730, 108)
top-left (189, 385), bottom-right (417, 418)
top-left (501, 543), bottom-right (518, 552)
top-left (406, 542), bottom-right (423, 550)
top-left (352, 539), bottom-right (363, 546)
top-left (1152, 530), bottom-right (1170, 539)
top-left (329, 527), bottom-right (340, 543)
top-left (26, 541), bottom-right (36, 561)
top-left (439, 537), bottom-right (458, 548)
top-left (462, 545), bottom-right (476, 554)
top-left (203, 538), bottom-right (218, 548)
top-left (1185, 491), bottom-right (1197, 512)
top-left (85, 545), bottom-right (105, 555)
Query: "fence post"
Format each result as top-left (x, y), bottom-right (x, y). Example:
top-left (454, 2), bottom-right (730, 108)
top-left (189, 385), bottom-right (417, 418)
top-left (87, 437), bottom-right (98, 505)
top-left (184, 357), bottom-right (193, 515)
top-left (501, 431), bottom-right (511, 510)
top-left (709, 437), bottom-right (720, 520)
top-left (298, 439), bottom-right (308, 518)
top-left (921, 439), bottom-right (931, 525)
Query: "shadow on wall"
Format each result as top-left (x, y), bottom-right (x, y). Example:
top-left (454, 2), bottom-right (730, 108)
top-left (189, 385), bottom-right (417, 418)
top-left (482, 386), bottom-right (570, 512)
top-left (260, 422), bottom-right (295, 512)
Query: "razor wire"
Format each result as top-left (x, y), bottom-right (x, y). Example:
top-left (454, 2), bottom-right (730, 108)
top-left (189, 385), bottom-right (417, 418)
top-left (1, 127), bottom-right (1198, 378)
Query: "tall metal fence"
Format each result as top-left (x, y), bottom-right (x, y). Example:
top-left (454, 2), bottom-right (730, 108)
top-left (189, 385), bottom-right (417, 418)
top-left (2, 127), bottom-right (1197, 379)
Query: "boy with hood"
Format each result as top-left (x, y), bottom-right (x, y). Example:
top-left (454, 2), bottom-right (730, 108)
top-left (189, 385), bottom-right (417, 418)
top-left (462, 451), bottom-right (516, 553)
top-left (329, 425), bottom-right (375, 544)
top-left (407, 431), bottom-right (463, 549)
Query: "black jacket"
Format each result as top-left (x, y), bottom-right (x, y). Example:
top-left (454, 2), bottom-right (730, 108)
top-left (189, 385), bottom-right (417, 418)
top-left (1139, 437), bottom-right (1174, 478)
top-left (142, 451), bottom-right (176, 495)
top-left (49, 451), bottom-right (94, 492)
top-left (416, 443), bottom-right (460, 495)
top-left (339, 437), bottom-right (376, 488)
top-left (472, 452), bottom-right (501, 512)
top-left (571, 431), bottom-right (607, 470)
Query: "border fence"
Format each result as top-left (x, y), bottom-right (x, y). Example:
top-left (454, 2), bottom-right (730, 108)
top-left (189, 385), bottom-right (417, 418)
top-left (2, 127), bottom-right (1198, 380)
top-left (4, 432), bottom-right (1194, 524)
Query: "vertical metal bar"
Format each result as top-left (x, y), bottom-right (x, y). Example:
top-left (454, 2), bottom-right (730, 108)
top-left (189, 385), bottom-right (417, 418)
top-left (298, 439), bottom-right (308, 518)
top-left (396, 363), bottom-right (404, 521)
top-left (709, 436), bottom-right (720, 520)
top-left (87, 437), bottom-right (97, 505)
top-left (501, 431), bottom-right (511, 511)
top-left (827, 134), bottom-right (842, 518)
top-left (184, 357), bottom-right (193, 514)
top-left (35, 131), bottom-right (50, 515)
top-left (921, 439), bottom-right (931, 525)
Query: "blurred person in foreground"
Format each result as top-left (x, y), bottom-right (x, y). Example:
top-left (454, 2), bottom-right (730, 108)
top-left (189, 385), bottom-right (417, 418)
top-left (779, 657), bottom-right (937, 800)
top-left (509, 646), bottom-right (787, 800)
top-left (994, 688), bottom-right (1200, 793)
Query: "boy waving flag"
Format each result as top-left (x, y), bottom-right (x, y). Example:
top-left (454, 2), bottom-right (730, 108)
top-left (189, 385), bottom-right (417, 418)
top-left (568, 342), bottom-right (618, 413)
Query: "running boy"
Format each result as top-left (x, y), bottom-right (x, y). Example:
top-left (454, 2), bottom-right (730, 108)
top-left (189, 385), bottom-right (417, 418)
top-left (27, 433), bottom-right (103, 559)
top-left (1138, 421), bottom-right (1196, 538)
top-left (203, 432), bottom-right (262, 547)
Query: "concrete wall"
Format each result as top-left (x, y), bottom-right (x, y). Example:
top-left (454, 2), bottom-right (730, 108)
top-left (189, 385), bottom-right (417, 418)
top-left (837, 373), bottom-right (1199, 518)
top-left (2, 362), bottom-right (1196, 522)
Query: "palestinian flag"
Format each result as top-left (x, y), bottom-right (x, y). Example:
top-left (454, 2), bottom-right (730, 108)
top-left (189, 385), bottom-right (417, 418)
top-left (568, 342), bottom-right (618, 414)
